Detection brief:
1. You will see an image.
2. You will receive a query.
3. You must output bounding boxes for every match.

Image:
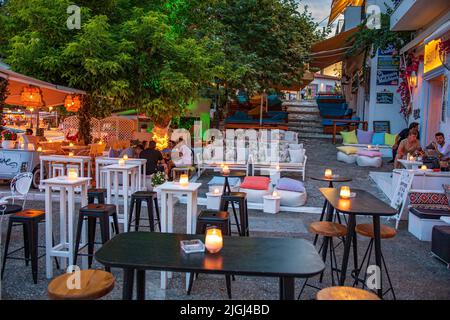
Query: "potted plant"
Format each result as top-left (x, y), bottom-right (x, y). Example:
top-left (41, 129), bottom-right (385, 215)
top-left (150, 171), bottom-right (166, 191)
top-left (1, 130), bottom-right (17, 149)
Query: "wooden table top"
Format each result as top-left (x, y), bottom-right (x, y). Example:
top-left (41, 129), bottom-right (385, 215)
top-left (96, 232), bottom-right (325, 278)
top-left (319, 188), bottom-right (397, 216)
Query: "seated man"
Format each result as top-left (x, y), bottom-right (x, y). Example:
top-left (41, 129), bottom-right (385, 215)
top-left (172, 142), bottom-right (193, 168)
top-left (140, 140), bottom-right (164, 176)
top-left (395, 130), bottom-right (424, 169)
top-left (426, 132), bottom-right (450, 161)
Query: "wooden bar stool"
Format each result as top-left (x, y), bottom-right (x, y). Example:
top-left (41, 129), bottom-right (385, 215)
top-left (87, 188), bottom-right (107, 204)
top-left (187, 209), bottom-right (232, 298)
top-left (74, 204), bottom-right (120, 270)
top-left (48, 269), bottom-right (115, 300)
top-left (352, 223), bottom-right (397, 300)
top-left (298, 221), bottom-right (347, 299)
top-left (220, 192), bottom-right (249, 236)
top-left (316, 286), bottom-right (380, 300)
top-left (128, 191), bottom-right (160, 232)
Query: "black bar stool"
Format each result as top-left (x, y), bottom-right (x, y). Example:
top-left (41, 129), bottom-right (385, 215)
top-left (128, 191), bottom-right (160, 232)
top-left (74, 204), bottom-right (119, 270)
top-left (87, 188), bottom-right (107, 204)
top-left (298, 221), bottom-right (347, 299)
top-left (352, 223), bottom-right (397, 300)
top-left (2, 210), bottom-right (59, 284)
top-left (187, 209), bottom-right (232, 298)
top-left (220, 192), bottom-right (249, 236)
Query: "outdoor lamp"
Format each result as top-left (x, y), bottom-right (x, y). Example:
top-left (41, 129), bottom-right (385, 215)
top-left (68, 168), bottom-right (78, 181)
top-left (340, 186), bottom-right (351, 199)
top-left (205, 227), bottom-right (223, 254)
top-left (324, 169), bottom-right (332, 178)
top-left (409, 71), bottom-right (417, 88)
top-left (179, 174), bottom-right (189, 187)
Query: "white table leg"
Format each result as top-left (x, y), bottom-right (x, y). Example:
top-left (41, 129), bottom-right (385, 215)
top-left (185, 191), bottom-right (197, 290)
top-left (191, 191), bottom-right (198, 234)
top-left (40, 159), bottom-right (45, 190)
top-left (114, 171), bottom-right (119, 211)
top-left (106, 171), bottom-right (112, 204)
top-left (142, 164), bottom-right (146, 190)
top-left (160, 191), bottom-right (168, 289)
top-left (59, 186), bottom-right (67, 270)
top-left (80, 183), bottom-right (88, 269)
top-left (67, 186), bottom-right (75, 269)
top-left (87, 160), bottom-right (91, 186)
top-left (123, 170), bottom-right (129, 233)
top-left (137, 165), bottom-right (142, 191)
top-left (95, 161), bottom-right (99, 187)
top-left (45, 186), bottom-right (53, 279)
top-left (167, 193), bottom-right (174, 233)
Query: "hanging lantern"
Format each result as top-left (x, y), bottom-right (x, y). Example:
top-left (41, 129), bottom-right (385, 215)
top-left (20, 86), bottom-right (42, 106)
top-left (65, 95), bottom-right (81, 112)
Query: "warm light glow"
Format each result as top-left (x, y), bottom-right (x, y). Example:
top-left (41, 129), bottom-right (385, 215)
top-left (409, 155), bottom-right (415, 161)
top-left (123, 154), bottom-right (129, 161)
top-left (69, 142), bottom-right (74, 147)
top-left (64, 95), bottom-right (81, 112)
top-left (69, 152), bottom-right (74, 157)
top-left (220, 163), bottom-right (225, 168)
top-left (20, 143), bottom-right (24, 149)
top-left (222, 165), bottom-right (230, 175)
top-left (276, 164), bottom-right (280, 171)
top-left (420, 165), bottom-right (428, 170)
top-left (339, 198), bottom-right (351, 211)
top-left (20, 86), bottom-right (42, 106)
top-left (340, 186), bottom-right (351, 199)
top-left (179, 174), bottom-right (189, 187)
top-left (409, 71), bottom-right (417, 88)
top-left (29, 107), bottom-right (34, 112)
top-left (98, 140), bottom-right (103, 145)
top-left (324, 169), bottom-right (332, 178)
top-left (49, 139), bottom-right (53, 143)
top-left (205, 227), bottom-right (223, 253)
top-left (37, 147), bottom-right (42, 152)
top-left (49, 106), bottom-right (53, 112)
top-left (213, 188), bottom-right (220, 195)
top-left (118, 159), bottom-right (125, 166)
top-left (68, 168), bottom-right (78, 181)
top-left (152, 126), bottom-right (169, 150)
top-left (272, 191), bottom-right (279, 197)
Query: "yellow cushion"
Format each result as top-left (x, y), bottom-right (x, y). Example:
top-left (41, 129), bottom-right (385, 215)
top-left (337, 146), bottom-right (359, 155)
top-left (384, 133), bottom-right (397, 146)
top-left (340, 130), bottom-right (358, 144)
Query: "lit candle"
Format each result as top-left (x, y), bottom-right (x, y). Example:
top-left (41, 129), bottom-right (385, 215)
top-left (272, 191), bottom-right (279, 197)
top-left (276, 164), bottom-right (280, 171)
top-left (222, 165), bottom-right (230, 175)
top-left (179, 174), bottom-right (189, 187)
top-left (340, 186), bottom-right (351, 199)
top-left (98, 140), bottom-right (103, 145)
top-left (367, 145), bottom-right (372, 150)
top-left (48, 139), bottom-right (53, 143)
top-left (205, 227), bottom-right (223, 253)
top-left (409, 155), bottom-right (415, 161)
top-left (324, 169), bottom-right (332, 178)
top-left (69, 142), bottom-right (74, 147)
top-left (420, 165), bottom-right (427, 170)
top-left (67, 168), bottom-right (78, 181)
top-left (68, 152), bottom-right (74, 157)
top-left (20, 143), bottom-right (24, 149)
top-left (118, 159), bottom-right (125, 166)
top-left (37, 147), bottom-right (42, 152)
top-left (123, 154), bottom-right (128, 161)
top-left (213, 188), bottom-right (220, 195)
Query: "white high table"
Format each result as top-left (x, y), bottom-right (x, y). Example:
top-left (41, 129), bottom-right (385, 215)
top-left (156, 181), bottom-right (202, 290)
top-left (104, 163), bottom-right (139, 232)
top-left (95, 157), bottom-right (147, 192)
top-left (43, 176), bottom-right (91, 278)
top-left (398, 159), bottom-right (423, 170)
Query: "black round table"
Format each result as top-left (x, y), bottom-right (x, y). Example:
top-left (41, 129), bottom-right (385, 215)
top-left (0, 204), bottom-right (22, 215)
top-left (215, 171), bottom-right (247, 195)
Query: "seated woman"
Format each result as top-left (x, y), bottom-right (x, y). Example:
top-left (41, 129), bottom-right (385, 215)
top-left (394, 130), bottom-right (424, 169)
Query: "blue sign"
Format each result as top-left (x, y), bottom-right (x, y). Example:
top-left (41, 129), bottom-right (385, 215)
top-left (378, 45), bottom-right (396, 56)
top-left (378, 56), bottom-right (400, 70)
top-left (376, 70), bottom-right (399, 86)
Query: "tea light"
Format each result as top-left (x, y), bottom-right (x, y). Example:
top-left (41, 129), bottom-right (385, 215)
top-left (340, 186), bottom-right (351, 199)
top-left (37, 147), bottom-right (42, 152)
top-left (68, 152), bottom-right (74, 157)
top-left (272, 191), bottom-right (279, 197)
top-left (67, 168), bottom-right (78, 181)
top-left (324, 169), bottom-right (332, 178)
top-left (123, 154), bottom-right (129, 161)
top-left (179, 174), bottom-right (189, 187)
top-left (69, 142), bottom-right (74, 147)
top-left (118, 159), bottom-right (125, 166)
top-left (409, 155), bottom-right (415, 161)
top-left (420, 165), bottom-right (427, 170)
top-left (222, 165), bottom-right (230, 174)
top-left (213, 188), bottom-right (220, 195)
top-left (367, 145), bottom-right (372, 150)
top-left (205, 227), bottom-right (223, 253)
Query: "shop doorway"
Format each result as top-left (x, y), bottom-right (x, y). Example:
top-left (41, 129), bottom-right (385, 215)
top-left (424, 75), bottom-right (444, 145)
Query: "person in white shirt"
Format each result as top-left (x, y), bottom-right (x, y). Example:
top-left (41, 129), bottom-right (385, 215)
top-left (172, 143), bottom-right (193, 167)
top-left (426, 132), bottom-right (450, 160)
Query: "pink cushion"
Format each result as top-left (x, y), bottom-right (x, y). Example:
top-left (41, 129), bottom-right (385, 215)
top-left (357, 150), bottom-right (382, 157)
top-left (240, 176), bottom-right (271, 190)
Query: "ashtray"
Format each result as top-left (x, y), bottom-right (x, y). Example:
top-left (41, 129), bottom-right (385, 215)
top-left (180, 239), bottom-right (205, 254)
top-left (331, 174), bottom-right (340, 178)
top-left (349, 192), bottom-right (356, 198)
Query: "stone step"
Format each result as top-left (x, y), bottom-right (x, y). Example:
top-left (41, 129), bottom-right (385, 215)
top-left (297, 132), bottom-right (337, 139)
top-left (289, 113), bottom-right (322, 121)
top-left (289, 126), bottom-right (323, 134)
top-left (289, 120), bottom-right (323, 128)
top-left (282, 100), bottom-right (318, 108)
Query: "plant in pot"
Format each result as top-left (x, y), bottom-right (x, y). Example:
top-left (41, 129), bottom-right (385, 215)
top-left (150, 171), bottom-right (166, 190)
top-left (1, 130), bottom-right (17, 149)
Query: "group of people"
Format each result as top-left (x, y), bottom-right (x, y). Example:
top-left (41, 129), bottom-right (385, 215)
top-left (120, 137), bottom-right (193, 188)
top-left (393, 122), bottom-right (450, 169)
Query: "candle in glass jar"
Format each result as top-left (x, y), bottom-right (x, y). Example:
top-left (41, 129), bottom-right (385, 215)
top-left (69, 142), bottom-right (74, 147)
top-left (213, 188), bottom-right (220, 195)
top-left (409, 155), bottom-right (415, 161)
top-left (272, 191), bottom-right (279, 197)
top-left (205, 227), bottom-right (223, 253)
top-left (324, 169), bottom-right (332, 178)
top-left (68, 152), bottom-right (74, 157)
top-left (37, 147), bottom-right (42, 152)
top-left (420, 165), bottom-right (427, 170)
top-left (118, 159), bottom-right (125, 166)
top-left (367, 145), bottom-right (372, 150)
top-left (123, 154), bottom-right (128, 161)
top-left (340, 186), bottom-right (351, 199)
top-left (179, 174), bottom-right (189, 187)
top-left (222, 165), bottom-right (230, 174)
top-left (67, 168), bottom-right (78, 181)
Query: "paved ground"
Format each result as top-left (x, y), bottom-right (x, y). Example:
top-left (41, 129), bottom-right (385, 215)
top-left (1, 139), bottom-right (449, 300)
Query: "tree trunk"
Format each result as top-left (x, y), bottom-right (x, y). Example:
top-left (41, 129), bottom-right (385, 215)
top-left (78, 95), bottom-right (92, 144)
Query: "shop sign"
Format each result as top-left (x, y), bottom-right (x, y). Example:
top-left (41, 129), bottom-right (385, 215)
top-left (377, 56), bottom-right (400, 70)
top-left (376, 70), bottom-right (399, 86)
top-left (424, 39), bottom-right (443, 74)
top-left (376, 91), bottom-right (394, 104)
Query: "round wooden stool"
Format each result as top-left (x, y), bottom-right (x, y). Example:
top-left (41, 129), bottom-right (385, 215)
top-left (353, 223), bottom-right (397, 299)
top-left (316, 286), bottom-right (380, 300)
top-left (299, 221), bottom-right (348, 299)
top-left (48, 269), bottom-right (115, 300)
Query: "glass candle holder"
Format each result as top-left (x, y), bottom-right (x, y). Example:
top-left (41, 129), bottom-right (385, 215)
top-left (68, 152), bottom-right (74, 157)
top-left (68, 168), bottom-right (78, 181)
top-left (340, 186), bottom-right (351, 199)
top-left (420, 165), bottom-right (427, 170)
top-left (205, 227), bottom-right (223, 254)
top-left (118, 159), bottom-right (125, 166)
top-left (222, 165), bottom-right (230, 175)
top-left (179, 174), bottom-right (189, 187)
top-left (37, 147), bottom-right (43, 152)
top-left (213, 188), bottom-right (220, 195)
top-left (324, 169), bottom-right (332, 178)
top-left (123, 154), bottom-right (129, 161)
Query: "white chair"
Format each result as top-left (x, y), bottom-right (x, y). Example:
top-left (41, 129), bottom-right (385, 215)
top-left (0, 172), bottom-right (33, 209)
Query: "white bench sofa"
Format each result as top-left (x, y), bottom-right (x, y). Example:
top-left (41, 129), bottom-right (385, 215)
top-left (343, 143), bottom-right (392, 158)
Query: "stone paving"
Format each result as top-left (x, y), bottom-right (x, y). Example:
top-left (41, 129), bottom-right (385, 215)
top-left (1, 139), bottom-right (449, 300)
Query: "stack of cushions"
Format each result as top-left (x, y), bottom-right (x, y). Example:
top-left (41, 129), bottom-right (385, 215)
top-left (239, 176), bottom-right (272, 203)
top-left (356, 150), bottom-right (383, 167)
top-left (273, 177), bottom-right (307, 207)
top-left (336, 146), bottom-right (358, 164)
